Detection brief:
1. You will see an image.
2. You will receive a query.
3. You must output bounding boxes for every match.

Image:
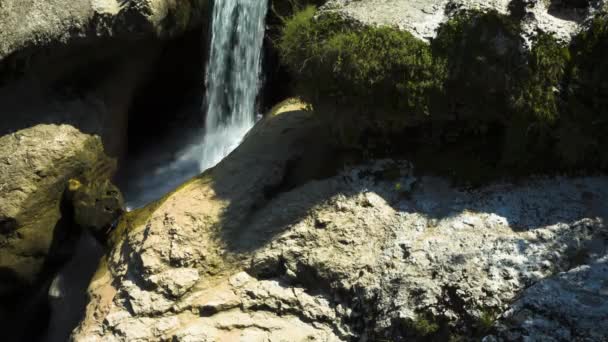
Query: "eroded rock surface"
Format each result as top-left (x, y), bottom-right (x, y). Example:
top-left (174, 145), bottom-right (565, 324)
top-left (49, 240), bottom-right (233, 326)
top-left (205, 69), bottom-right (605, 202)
top-left (322, 0), bottom-right (606, 42)
top-left (489, 257), bottom-right (608, 341)
top-left (74, 105), bottom-right (608, 341)
top-left (0, 0), bottom-right (208, 61)
top-left (0, 124), bottom-right (116, 293)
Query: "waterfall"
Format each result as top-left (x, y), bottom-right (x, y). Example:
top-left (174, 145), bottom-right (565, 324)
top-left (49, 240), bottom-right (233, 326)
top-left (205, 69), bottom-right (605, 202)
top-left (199, 0), bottom-right (268, 171)
top-left (122, 0), bottom-right (268, 210)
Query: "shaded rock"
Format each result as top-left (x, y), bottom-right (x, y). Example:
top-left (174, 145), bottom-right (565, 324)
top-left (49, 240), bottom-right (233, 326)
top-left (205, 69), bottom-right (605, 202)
top-left (0, 1), bottom-right (209, 160)
top-left (0, 124), bottom-right (116, 295)
top-left (68, 178), bottom-right (124, 238)
top-left (0, 0), bottom-right (209, 62)
top-left (321, 0), bottom-right (606, 43)
top-left (489, 257), bottom-right (608, 341)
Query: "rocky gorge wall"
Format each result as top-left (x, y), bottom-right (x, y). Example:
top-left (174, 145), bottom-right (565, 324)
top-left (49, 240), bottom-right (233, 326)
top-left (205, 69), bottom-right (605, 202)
top-left (0, 0), bottom-right (607, 341)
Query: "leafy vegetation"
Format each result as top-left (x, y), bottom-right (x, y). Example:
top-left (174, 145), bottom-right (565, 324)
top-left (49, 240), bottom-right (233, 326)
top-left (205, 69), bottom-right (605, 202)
top-left (277, 6), bottom-right (608, 175)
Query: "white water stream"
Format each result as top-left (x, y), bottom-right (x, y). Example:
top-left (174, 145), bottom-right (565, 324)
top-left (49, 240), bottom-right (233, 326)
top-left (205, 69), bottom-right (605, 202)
top-left (199, 0), bottom-right (268, 170)
top-left (124, 0), bottom-right (268, 209)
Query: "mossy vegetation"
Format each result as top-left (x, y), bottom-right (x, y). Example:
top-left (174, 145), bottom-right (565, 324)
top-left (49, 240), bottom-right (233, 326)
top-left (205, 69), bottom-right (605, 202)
top-left (561, 13), bottom-right (608, 167)
top-left (108, 171), bottom-right (214, 247)
top-left (409, 314), bottom-right (441, 337)
top-left (276, 6), bottom-right (608, 176)
top-left (279, 6), bottom-right (444, 122)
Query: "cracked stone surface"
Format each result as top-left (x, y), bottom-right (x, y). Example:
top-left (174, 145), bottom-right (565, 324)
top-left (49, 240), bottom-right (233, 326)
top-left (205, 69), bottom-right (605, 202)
top-left (73, 106), bottom-right (608, 341)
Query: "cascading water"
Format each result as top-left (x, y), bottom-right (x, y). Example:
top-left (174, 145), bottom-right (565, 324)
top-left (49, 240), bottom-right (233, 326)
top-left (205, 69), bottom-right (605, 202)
top-left (199, 0), bottom-right (268, 170)
top-left (123, 0), bottom-right (267, 209)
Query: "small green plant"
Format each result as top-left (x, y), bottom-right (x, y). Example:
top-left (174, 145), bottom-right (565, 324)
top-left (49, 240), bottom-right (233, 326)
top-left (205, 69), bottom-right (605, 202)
top-left (409, 314), bottom-right (440, 337)
top-left (476, 309), bottom-right (498, 334)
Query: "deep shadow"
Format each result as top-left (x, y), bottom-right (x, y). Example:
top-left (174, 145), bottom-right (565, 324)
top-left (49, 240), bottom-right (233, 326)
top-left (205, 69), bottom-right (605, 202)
top-left (199, 108), bottom-right (608, 259)
top-left (0, 188), bottom-right (76, 342)
top-left (546, 0), bottom-right (593, 22)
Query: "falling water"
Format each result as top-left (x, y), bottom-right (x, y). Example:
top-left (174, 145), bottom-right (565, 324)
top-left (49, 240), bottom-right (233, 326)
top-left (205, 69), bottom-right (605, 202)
top-left (199, 0), bottom-right (268, 170)
top-left (122, 0), bottom-right (268, 209)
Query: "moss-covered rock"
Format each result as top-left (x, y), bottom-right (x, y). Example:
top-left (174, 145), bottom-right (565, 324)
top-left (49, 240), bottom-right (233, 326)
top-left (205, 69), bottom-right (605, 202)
top-left (277, 6), bottom-right (608, 175)
top-left (278, 6), bottom-right (445, 146)
top-left (0, 124), bottom-right (117, 295)
top-left (67, 179), bottom-right (124, 239)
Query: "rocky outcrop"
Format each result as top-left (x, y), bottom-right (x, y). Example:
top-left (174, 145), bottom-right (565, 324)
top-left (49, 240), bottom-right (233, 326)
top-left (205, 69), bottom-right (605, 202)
top-left (251, 171), bottom-right (608, 340)
top-left (72, 100), bottom-right (347, 341)
top-left (74, 104), bottom-right (608, 341)
top-left (321, 0), bottom-right (606, 43)
top-left (0, 0), bottom-right (208, 62)
top-left (0, 0), bottom-right (209, 159)
top-left (0, 124), bottom-right (125, 341)
top-left (0, 124), bottom-right (118, 294)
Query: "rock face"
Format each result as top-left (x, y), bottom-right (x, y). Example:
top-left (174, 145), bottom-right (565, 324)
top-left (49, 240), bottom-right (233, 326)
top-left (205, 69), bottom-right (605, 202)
top-left (0, 124), bottom-right (117, 295)
top-left (0, 0), bottom-right (209, 160)
top-left (490, 257), bottom-right (608, 341)
top-left (74, 105), bottom-right (608, 341)
top-left (68, 178), bottom-right (124, 237)
top-left (322, 0), bottom-right (606, 43)
top-left (0, 0), bottom-right (208, 61)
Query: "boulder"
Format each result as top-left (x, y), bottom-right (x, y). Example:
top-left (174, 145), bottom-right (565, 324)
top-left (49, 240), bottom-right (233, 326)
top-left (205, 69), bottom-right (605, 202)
top-left (0, 124), bottom-right (117, 295)
top-left (67, 178), bottom-right (124, 238)
top-left (74, 105), bottom-right (608, 341)
top-left (489, 257), bottom-right (608, 341)
top-left (321, 0), bottom-right (606, 43)
top-left (0, 0), bottom-right (209, 62)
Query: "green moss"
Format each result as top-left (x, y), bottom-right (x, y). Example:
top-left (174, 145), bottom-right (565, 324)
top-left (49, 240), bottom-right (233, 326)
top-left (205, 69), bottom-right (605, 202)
top-left (503, 33), bottom-right (570, 167)
top-left (408, 314), bottom-right (440, 337)
top-left (279, 6), bottom-right (444, 122)
top-left (432, 10), bottom-right (525, 122)
top-left (278, 7), bottom-right (608, 177)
